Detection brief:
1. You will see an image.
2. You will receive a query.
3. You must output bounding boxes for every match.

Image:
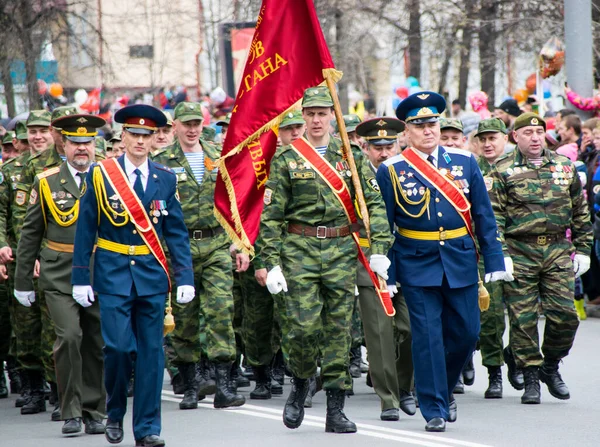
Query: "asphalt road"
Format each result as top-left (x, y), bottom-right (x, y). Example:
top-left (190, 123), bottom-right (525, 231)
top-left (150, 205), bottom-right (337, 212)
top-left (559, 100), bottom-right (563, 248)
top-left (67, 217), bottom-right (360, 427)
top-left (2, 316), bottom-right (600, 447)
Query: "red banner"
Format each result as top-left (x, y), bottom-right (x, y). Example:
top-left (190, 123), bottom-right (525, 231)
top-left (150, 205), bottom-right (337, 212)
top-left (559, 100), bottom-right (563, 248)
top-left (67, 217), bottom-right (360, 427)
top-left (213, 0), bottom-right (341, 253)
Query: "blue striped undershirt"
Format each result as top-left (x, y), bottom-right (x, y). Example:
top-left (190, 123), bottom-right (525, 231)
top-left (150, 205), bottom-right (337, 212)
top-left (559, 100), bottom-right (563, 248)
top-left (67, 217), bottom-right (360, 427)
top-left (315, 146), bottom-right (327, 156)
top-left (184, 152), bottom-right (205, 184)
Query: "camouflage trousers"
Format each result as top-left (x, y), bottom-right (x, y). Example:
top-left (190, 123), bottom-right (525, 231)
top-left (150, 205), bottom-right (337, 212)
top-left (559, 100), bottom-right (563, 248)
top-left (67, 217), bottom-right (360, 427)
top-left (241, 265), bottom-right (281, 367)
top-left (232, 269), bottom-right (245, 361)
top-left (350, 296), bottom-right (364, 349)
top-left (478, 265), bottom-right (506, 367)
top-left (504, 239), bottom-right (579, 368)
top-left (280, 233), bottom-right (356, 391)
top-left (170, 234), bottom-right (236, 365)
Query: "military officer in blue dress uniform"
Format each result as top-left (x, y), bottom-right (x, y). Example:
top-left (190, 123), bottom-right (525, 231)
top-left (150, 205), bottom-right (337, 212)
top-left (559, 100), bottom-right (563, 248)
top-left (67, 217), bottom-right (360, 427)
top-left (72, 104), bottom-right (195, 447)
top-left (375, 92), bottom-right (512, 432)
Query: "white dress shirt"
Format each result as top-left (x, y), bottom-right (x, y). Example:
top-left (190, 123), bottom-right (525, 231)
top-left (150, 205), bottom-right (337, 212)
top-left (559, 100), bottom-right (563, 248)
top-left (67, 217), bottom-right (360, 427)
top-left (123, 156), bottom-right (149, 191)
top-left (413, 146), bottom-right (439, 167)
top-left (66, 162), bottom-right (89, 189)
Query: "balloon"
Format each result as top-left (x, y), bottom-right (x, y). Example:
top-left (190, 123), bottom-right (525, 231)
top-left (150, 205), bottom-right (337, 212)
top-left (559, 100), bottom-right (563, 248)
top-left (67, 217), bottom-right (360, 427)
top-left (406, 76), bottom-right (419, 88)
top-left (396, 86), bottom-right (409, 99)
top-left (392, 98), bottom-right (400, 110)
top-left (525, 73), bottom-right (536, 94)
top-left (539, 37), bottom-right (565, 79)
top-left (408, 86), bottom-right (422, 95)
top-left (74, 89), bottom-right (88, 106)
top-left (49, 83), bottom-right (63, 98)
top-left (513, 88), bottom-right (529, 104)
top-left (37, 79), bottom-right (47, 95)
top-left (209, 87), bottom-right (226, 105)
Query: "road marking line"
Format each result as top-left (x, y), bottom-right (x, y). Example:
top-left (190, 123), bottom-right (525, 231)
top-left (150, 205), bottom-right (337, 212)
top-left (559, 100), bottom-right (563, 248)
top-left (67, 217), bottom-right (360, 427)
top-left (161, 391), bottom-right (493, 447)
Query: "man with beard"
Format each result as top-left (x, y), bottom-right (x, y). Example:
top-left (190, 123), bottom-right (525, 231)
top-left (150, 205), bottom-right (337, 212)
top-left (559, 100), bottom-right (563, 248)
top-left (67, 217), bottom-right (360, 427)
top-left (14, 114), bottom-right (107, 436)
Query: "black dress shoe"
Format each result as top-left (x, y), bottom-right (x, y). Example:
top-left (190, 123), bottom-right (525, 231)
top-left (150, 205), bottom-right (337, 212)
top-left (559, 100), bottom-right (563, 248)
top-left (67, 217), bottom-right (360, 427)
top-left (462, 355), bottom-right (475, 386)
top-left (135, 434), bottom-right (166, 446)
top-left (399, 389), bottom-right (416, 416)
top-left (83, 417), bottom-right (105, 434)
top-left (453, 375), bottom-right (465, 394)
top-left (105, 419), bottom-right (124, 444)
top-left (62, 418), bottom-right (82, 434)
top-left (425, 417), bottom-right (446, 432)
top-left (448, 397), bottom-right (457, 423)
top-left (380, 408), bottom-right (399, 421)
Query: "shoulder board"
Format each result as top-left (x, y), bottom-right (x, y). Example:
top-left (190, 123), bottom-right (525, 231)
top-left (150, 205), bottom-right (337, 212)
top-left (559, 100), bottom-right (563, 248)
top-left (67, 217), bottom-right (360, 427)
top-left (382, 154), bottom-right (406, 167)
top-left (154, 164), bottom-right (175, 175)
top-left (201, 140), bottom-right (221, 159)
top-left (1, 158), bottom-right (17, 169)
top-left (553, 153), bottom-right (572, 164)
top-left (444, 147), bottom-right (473, 158)
top-left (274, 144), bottom-right (293, 158)
top-left (27, 151), bottom-right (44, 162)
top-left (151, 147), bottom-right (168, 158)
top-left (36, 166), bottom-right (60, 180)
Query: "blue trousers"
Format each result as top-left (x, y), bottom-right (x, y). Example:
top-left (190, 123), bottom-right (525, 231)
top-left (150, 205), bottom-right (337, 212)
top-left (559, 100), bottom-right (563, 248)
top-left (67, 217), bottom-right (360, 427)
top-left (98, 287), bottom-right (166, 440)
top-left (403, 276), bottom-right (479, 422)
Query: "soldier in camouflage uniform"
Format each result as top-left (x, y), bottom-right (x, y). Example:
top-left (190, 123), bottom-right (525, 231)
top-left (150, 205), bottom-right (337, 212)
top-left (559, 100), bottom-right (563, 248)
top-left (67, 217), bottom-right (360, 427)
top-left (474, 118), bottom-right (525, 399)
top-left (15, 114), bottom-right (106, 436)
top-left (256, 87), bottom-right (393, 433)
top-left (489, 113), bottom-right (593, 405)
top-left (151, 102), bottom-right (248, 411)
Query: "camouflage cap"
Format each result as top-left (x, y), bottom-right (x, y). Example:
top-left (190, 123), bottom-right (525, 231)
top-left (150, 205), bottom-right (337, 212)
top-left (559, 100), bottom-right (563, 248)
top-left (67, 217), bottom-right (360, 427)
top-left (439, 118), bottom-right (464, 133)
top-left (216, 112), bottom-right (232, 127)
top-left (174, 102), bottom-right (204, 123)
top-left (302, 86), bottom-right (333, 108)
top-left (26, 109), bottom-right (52, 127)
top-left (15, 121), bottom-right (28, 140)
top-left (95, 136), bottom-right (107, 152)
top-left (109, 131), bottom-right (122, 142)
top-left (280, 110), bottom-right (305, 128)
top-left (332, 114), bottom-right (361, 133)
top-left (513, 112), bottom-right (546, 131)
top-left (474, 118), bottom-right (507, 138)
top-left (2, 131), bottom-right (15, 145)
top-left (51, 106), bottom-right (78, 127)
top-left (163, 110), bottom-right (174, 127)
top-left (201, 126), bottom-right (216, 142)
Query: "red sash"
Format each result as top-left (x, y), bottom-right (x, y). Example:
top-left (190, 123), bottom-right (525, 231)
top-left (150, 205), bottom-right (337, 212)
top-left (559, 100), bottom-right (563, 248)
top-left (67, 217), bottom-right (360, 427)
top-left (98, 158), bottom-right (172, 291)
top-left (401, 147), bottom-right (477, 249)
top-left (291, 138), bottom-right (395, 317)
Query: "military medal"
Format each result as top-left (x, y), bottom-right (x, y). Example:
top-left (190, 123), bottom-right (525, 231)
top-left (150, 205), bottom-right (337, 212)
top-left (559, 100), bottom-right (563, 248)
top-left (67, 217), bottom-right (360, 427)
top-left (514, 167), bottom-right (521, 174)
top-left (153, 217), bottom-right (159, 224)
top-left (507, 168), bottom-right (514, 175)
top-left (399, 175), bottom-right (406, 182)
top-left (289, 161), bottom-right (297, 169)
top-left (418, 186), bottom-right (425, 195)
top-left (407, 189), bottom-right (413, 197)
top-left (440, 168), bottom-right (448, 176)
top-left (346, 170), bottom-right (352, 178)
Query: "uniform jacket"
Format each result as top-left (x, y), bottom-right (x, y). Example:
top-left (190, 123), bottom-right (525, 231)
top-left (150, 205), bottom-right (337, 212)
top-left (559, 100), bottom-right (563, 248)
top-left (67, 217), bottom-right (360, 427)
top-left (376, 145), bottom-right (504, 289)
top-left (151, 139), bottom-right (222, 231)
top-left (15, 163), bottom-right (87, 294)
top-left (489, 148), bottom-right (592, 255)
top-left (0, 152), bottom-right (31, 250)
top-left (72, 155), bottom-right (194, 296)
top-left (256, 136), bottom-right (392, 271)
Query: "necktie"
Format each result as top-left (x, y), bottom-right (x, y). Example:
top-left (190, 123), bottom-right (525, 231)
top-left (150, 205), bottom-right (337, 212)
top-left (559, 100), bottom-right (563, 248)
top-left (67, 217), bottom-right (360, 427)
top-left (133, 168), bottom-right (144, 199)
top-left (76, 172), bottom-right (87, 192)
top-left (427, 155), bottom-right (436, 167)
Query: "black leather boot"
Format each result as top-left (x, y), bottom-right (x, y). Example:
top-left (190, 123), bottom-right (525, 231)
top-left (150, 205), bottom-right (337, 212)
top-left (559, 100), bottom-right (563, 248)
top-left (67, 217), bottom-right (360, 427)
top-left (325, 389), bottom-right (357, 433)
top-left (250, 365), bottom-right (271, 400)
top-left (462, 354), bottom-right (475, 386)
top-left (6, 358), bottom-right (21, 394)
top-left (283, 377), bottom-right (309, 429)
top-left (195, 359), bottom-right (216, 396)
top-left (539, 359), bottom-right (570, 400)
top-left (178, 363), bottom-right (199, 410)
top-left (521, 366), bottom-right (541, 404)
top-left (50, 381), bottom-right (61, 421)
top-left (271, 350), bottom-right (285, 385)
top-left (304, 375), bottom-right (317, 408)
top-left (171, 372), bottom-right (185, 395)
top-left (213, 363), bottom-right (245, 408)
top-left (15, 370), bottom-right (30, 407)
top-left (21, 370), bottom-right (46, 414)
top-left (484, 366), bottom-right (503, 399)
top-left (349, 347), bottom-right (361, 379)
top-left (504, 346), bottom-right (525, 390)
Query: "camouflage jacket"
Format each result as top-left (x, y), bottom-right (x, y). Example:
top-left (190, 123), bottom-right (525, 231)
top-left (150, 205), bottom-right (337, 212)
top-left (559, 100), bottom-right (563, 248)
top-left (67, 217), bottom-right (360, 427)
top-left (256, 136), bottom-right (392, 271)
top-left (477, 156), bottom-right (494, 176)
top-left (489, 148), bottom-right (592, 255)
top-left (0, 152), bottom-right (32, 249)
top-left (151, 138), bottom-right (222, 230)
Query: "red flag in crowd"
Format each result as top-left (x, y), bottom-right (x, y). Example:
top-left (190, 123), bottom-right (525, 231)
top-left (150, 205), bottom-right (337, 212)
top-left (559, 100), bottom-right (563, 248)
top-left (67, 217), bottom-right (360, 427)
top-left (213, 0), bottom-right (341, 253)
top-left (81, 88), bottom-right (101, 113)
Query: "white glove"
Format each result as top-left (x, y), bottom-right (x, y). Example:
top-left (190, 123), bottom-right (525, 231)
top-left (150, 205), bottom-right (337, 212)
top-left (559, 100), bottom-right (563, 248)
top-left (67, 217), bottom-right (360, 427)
top-left (388, 284), bottom-right (398, 298)
top-left (485, 256), bottom-right (515, 283)
top-left (72, 285), bottom-right (95, 307)
top-left (573, 254), bottom-right (591, 278)
top-left (354, 286), bottom-right (359, 296)
top-left (369, 254), bottom-right (391, 281)
top-left (14, 290), bottom-right (35, 307)
top-left (266, 266), bottom-right (288, 295)
top-left (177, 285), bottom-right (195, 304)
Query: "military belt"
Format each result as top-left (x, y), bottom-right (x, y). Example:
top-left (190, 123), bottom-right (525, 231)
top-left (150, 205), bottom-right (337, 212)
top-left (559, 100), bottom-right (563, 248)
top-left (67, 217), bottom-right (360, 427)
top-left (47, 240), bottom-right (96, 253)
top-left (507, 234), bottom-right (565, 246)
top-left (287, 223), bottom-right (360, 239)
top-left (96, 238), bottom-right (151, 255)
top-left (188, 227), bottom-right (224, 240)
top-left (397, 227), bottom-right (468, 241)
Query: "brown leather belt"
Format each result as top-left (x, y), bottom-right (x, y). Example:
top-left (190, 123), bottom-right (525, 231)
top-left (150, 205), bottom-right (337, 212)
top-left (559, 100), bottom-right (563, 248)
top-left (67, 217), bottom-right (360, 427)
top-left (189, 227), bottom-right (224, 240)
top-left (47, 240), bottom-right (96, 253)
top-left (287, 223), bottom-right (360, 239)
top-left (507, 234), bottom-right (565, 246)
